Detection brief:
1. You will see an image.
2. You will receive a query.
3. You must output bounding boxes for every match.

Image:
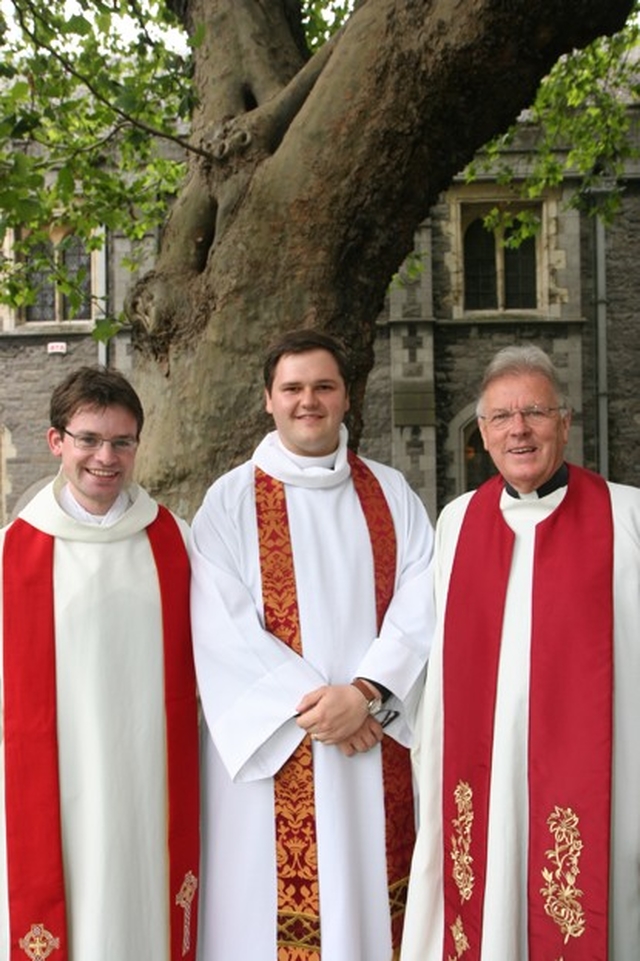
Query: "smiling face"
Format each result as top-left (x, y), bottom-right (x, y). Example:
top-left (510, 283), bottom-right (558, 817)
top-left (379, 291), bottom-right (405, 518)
top-left (478, 371), bottom-right (572, 494)
top-left (47, 404), bottom-right (139, 514)
top-left (265, 348), bottom-right (350, 457)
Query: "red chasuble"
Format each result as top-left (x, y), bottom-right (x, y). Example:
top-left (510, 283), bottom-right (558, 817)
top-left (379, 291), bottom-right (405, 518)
top-left (441, 466), bottom-right (613, 960)
top-left (254, 450), bottom-right (415, 961)
top-left (2, 506), bottom-right (200, 961)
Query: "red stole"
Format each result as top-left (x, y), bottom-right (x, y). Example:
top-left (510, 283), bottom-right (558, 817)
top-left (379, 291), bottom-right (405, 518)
top-left (2, 506), bottom-right (200, 961)
top-left (441, 466), bottom-right (613, 960)
top-left (254, 450), bottom-right (415, 960)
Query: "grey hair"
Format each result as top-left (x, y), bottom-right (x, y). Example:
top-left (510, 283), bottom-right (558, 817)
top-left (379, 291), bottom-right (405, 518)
top-left (475, 344), bottom-right (570, 416)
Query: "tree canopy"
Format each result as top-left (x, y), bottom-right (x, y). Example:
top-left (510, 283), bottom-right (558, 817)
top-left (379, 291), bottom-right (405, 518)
top-left (471, 9), bottom-right (640, 226)
top-left (0, 0), bottom-right (351, 322)
top-left (1, 0), bottom-right (638, 322)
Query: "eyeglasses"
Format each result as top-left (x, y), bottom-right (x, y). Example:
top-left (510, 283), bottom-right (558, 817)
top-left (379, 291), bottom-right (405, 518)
top-left (62, 428), bottom-right (139, 452)
top-left (374, 709), bottom-right (399, 730)
top-left (478, 406), bottom-right (564, 429)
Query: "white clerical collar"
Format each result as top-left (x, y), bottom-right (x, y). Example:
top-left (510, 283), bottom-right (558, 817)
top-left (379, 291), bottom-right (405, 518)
top-left (500, 483), bottom-right (567, 528)
top-left (253, 426), bottom-right (351, 489)
top-left (504, 463), bottom-right (569, 499)
top-left (58, 484), bottom-right (132, 526)
top-left (275, 434), bottom-right (338, 471)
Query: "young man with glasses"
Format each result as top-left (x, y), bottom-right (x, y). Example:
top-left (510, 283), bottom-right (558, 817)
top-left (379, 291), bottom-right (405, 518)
top-left (191, 329), bottom-right (435, 961)
top-left (0, 366), bottom-right (200, 961)
top-left (402, 344), bottom-right (640, 961)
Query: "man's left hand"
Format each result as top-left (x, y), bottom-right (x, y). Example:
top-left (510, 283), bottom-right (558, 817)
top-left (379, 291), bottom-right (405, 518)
top-left (295, 683), bottom-right (373, 743)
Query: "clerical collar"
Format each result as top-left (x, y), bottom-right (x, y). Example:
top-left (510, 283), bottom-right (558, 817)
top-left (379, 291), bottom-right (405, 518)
top-left (504, 462), bottom-right (569, 499)
top-left (275, 434), bottom-right (338, 471)
top-left (59, 483), bottom-right (132, 524)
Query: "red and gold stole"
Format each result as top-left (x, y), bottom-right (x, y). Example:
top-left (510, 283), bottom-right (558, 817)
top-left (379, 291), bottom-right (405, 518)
top-left (441, 466), bottom-right (613, 960)
top-left (2, 506), bottom-right (200, 961)
top-left (254, 450), bottom-right (415, 961)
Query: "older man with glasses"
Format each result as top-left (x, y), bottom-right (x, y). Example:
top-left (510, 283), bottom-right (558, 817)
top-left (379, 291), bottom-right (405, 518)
top-left (0, 366), bottom-right (200, 961)
top-left (402, 344), bottom-right (640, 961)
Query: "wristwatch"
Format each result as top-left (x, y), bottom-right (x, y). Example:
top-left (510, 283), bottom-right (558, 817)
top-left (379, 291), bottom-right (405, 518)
top-left (351, 678), bottom-right (383, 716)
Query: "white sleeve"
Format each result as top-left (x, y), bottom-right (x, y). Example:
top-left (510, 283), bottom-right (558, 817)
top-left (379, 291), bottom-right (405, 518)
top-left (353, 468), bottom-right (436, 743)
top-left (190, 472), bottom-right (324, 783)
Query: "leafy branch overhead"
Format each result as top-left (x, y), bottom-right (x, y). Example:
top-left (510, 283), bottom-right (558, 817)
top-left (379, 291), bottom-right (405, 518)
top-left (0, 0), bottom-right (637, 333)
top-left (0, 0), bottom-right (193, 320)
top-left (0, 0), bottom-right (349, 323)
top-left (468, 5), bottom-right (640, 227)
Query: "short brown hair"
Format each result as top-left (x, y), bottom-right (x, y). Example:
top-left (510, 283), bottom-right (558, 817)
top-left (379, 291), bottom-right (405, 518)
top-left (263, 329), bottom-right (351, 393)
top-left (50, 366), bottom-right (144, 435)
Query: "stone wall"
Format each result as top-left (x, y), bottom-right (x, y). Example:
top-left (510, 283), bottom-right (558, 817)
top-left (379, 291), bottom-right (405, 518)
top-left (602, 191), bottom-right (640, 488)
top-left (360, 323), bottom-right (392, 464)
top-left (0, 335), bottom-right (105, 522)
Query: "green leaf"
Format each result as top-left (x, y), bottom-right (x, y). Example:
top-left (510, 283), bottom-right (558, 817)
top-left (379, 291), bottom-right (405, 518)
top-left (66, 14), bottom-right (93, 36)
top-left (7, 80), bottom-right (32, 106)
top-left (93, 313), bottom-right (125, 343)
top-left (56, 165), bottom-right (76, 195)
top-left (13, 198), bottom-right (43, 221)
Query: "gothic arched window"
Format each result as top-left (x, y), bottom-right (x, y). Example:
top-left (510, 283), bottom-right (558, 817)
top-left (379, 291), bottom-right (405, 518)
top-left (464, 219), bottom-right (497, 310)
top-left (462, 208), bottom-right (539, 312)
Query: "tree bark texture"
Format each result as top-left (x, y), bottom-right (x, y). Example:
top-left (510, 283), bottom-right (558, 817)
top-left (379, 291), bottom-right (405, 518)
top-left (126, 0), bottom-right (634, 518)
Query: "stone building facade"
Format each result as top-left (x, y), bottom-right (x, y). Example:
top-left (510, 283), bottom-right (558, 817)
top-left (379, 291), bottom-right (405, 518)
top-left (0, 224), bottom-right (143, 521)
top-left (1, 120), bottom-right (639, 522)
top-left (361, 123), bottom-right (640, 518)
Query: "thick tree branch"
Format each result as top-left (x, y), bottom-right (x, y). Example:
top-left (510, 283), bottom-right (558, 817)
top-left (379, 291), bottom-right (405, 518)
top-left (128, 4), bottom-right (339, 336)
top-left (130, 0), bottom-right (636, 515)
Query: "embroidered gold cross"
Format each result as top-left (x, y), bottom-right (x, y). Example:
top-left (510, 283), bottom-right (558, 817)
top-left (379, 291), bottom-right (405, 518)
top-left (175, 871), bottom-right (198, 956)
top-left (19, 923), bottom-right (60, 960)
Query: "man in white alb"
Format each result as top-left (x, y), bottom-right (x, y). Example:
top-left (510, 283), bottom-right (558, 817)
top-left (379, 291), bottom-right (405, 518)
top-left (0, 366), bottom-right (200, 961)
top-left (191, 329), bottom-right (435, 961)
top-left (401, 344), bottom-right (640, 961)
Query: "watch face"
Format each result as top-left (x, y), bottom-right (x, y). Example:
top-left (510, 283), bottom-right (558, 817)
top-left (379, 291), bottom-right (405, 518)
top-left (369, 698), bottom-right (383, 715)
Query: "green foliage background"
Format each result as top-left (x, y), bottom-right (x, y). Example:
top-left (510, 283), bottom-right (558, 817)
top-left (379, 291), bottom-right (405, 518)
top-left (0, 0), bottom-right (637, 332)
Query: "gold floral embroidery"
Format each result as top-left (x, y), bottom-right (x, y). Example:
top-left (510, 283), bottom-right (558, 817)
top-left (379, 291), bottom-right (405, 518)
top-left (540, 806), bottom-right (586, 944)
top-left (256, 470), bottom-right (320, 961)
top-left (175, 870), bottom-right (198, 956)
top-left (450, 780), bottom-right (474, 902)
top-left (447, 915), bottom-right (470, 959)
top-left (19, 923), bottom-right (60, 960)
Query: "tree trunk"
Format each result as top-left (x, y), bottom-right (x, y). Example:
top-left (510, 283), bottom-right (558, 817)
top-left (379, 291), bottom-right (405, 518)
top-left (126, 0), bottom-right (634, 518)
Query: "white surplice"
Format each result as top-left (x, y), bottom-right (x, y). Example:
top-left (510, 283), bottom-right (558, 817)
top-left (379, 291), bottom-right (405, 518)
top-left (401, 481), bottom-right (640, 961)
top-left (191, 428), bottom-right (435, 961)
top-left (0, 474), bottom-right (190, 961)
